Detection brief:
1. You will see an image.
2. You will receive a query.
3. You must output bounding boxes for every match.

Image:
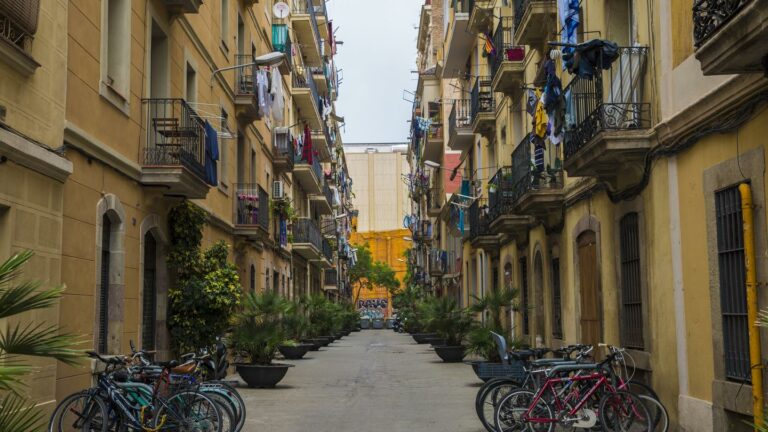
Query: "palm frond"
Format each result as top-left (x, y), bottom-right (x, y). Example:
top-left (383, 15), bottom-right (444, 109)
top-left (0, 322), bottom-right (84, 365)
top-left (0, 366), bottom-right (32, 393)
top-left (0, 393), bottom-right (43, 432)
top-left (0, 281), bottom-right (63, 319)
top-left (0, 251), bottom-right (34, 287)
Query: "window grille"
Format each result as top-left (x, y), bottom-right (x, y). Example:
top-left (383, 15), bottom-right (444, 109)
top-left (620, 212), bottom-right (644, 350)
top-left (98, 215), bottom-right (111, 353)
top-left (520, 257), bottom-right (529, 335)
top-left (552, 258), bottom-right (563, 339)
top-left (141, 233), bottom-right (157, 351)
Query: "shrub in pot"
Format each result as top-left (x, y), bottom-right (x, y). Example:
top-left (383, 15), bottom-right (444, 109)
top-left (465, 288), bottom-right (524, 379)
top-left (422, 296), bottom-right (472, 363)
top-left (279, 299), bottom-right (313, 360)
top-left (231, 291), bottom-right (294, 388)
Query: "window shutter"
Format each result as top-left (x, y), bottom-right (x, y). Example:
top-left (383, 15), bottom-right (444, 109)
top-left (0, 0), bottom-right (40, 35)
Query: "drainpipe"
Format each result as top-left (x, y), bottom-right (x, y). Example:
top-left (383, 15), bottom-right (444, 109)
top-left (739, 183), bottom-right (763, 425)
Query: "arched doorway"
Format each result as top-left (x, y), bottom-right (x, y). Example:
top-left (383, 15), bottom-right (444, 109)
top-left (533, 251), bottom-right (545, 346)
top-left (577, 231), bottom-right (601, 350)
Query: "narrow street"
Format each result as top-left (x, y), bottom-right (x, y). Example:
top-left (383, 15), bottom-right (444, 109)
top-left (238, 330), bottom-right (482, 432)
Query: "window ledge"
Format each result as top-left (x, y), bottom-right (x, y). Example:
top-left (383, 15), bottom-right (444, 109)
top-left (99, 81), bottom-right (130, 116)
top-left (218, 181), bottom-right (230, 196)
top-left (0, 127), bottom-right (72, 182)
top-left (0, 37), bottom-right (40, 76)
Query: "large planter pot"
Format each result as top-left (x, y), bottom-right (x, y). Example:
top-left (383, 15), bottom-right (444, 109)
top-left (360, 318), bottom-right (370, 329)
top-left (278, 344), bottom-right (311, 360)
top-left (412, 333), bottom-right (437, 344)
top-left (318, 336), bottom-right (334, 346)
top-left (433, 345), bottom-right (467, 363)
top-left (424, 337), bottom-right (446, 347)
top-left (236, 363), bottom-right (293, 388)
top-left (372, 318), bottom-right (384, 329)
top-left (385, 319), bottom-right (394, 329)
top-left (303, 338), bottom-right (323, 351)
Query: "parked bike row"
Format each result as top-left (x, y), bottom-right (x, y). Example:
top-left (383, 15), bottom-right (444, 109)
top-left (473, 333), bottom-right (669, 432)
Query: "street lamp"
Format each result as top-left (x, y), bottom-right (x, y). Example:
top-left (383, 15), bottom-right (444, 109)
top-left (403, 236), bottom-right (413, 242)
top-left (210, 52), bottom-right (286, 86)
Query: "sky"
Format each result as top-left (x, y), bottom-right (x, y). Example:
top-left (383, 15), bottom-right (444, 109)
top-left (326, 0), bottom-right (424, 144)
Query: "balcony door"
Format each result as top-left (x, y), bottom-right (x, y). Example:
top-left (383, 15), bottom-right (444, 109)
top-left (149, 20), bottom-right (169, 99)
top-left (578, 231), bottom-right (601, 352)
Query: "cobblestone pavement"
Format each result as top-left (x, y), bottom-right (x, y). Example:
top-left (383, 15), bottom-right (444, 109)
top-left (236, 329), bottom-right (483, 432)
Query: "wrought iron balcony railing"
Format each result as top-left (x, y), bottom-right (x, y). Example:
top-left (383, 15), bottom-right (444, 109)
top-left (293, 64), bottom-right (321, 116)
top-left (427, 187), bottom-right (442, 213)
top-left (235, 184), bottom-right (270, 231)
top-left (452, 0), bottom-right (470, 13)
top-left (563, 46), bottom-right (650, 160)
top-left (488, 167), bottom-right (517, 220)
top-left (693, 0), bottom-right (749, 47)
top-left (429, 249), bottom-right (458, 276)
top-left (0, 0), bottom-right (39, 51)
top-left (412, 220), bottom-right (433, 242)
top-left (470, 76), bottom-right (495, 123)
top-left (513, 0), bottom-right (531, 31)
top-left (235, 54), bottom-right (255, 97)
top-left (469, 198), bottom-right (493, 239)
top-left (273, 130), bottom-right (295, 171)
top-left (322, 237), bottom-right (334, 262)
top-left (294, 152), bottom-right (323, 185)
top-left (293, 218), bottom-right (323, 251)
top-left (325, 268), bottom-right (338, 286)
top-left (142, 98), bottom-right (206, 181)
top-left (510, 133), bottom-right (563, 202)
top-left (293, 0), bottom-right (323, 51)
top-left (490, 17), bottom-right (521, 78)
top-left (320, 215), bottom-right (337, 237)
top-left (449, 98), bottom-right (472, 136)
top-left (321, 182), bottom-right (334, 207)
top-left (272, 24), bottom-right (292, 56)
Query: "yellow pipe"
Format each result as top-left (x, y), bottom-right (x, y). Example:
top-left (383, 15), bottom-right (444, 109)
top-left (739, 182), bottom-right (763, 426)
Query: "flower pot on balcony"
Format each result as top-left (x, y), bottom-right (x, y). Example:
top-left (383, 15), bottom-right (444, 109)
top-left (278, 344), bottom-right (312, 360)
top-left (433, 345), bottom-right (467, 363)
top-left (236, 363), bottom-right (293, 388)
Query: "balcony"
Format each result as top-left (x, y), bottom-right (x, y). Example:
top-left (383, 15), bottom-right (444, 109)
top-left (563, 46), bottom-right (652, 185)
top-left (271, 25), bottom-right (293, 75)
top-left (422, 101), bottom-right (444, 163)
top-left (468, 0), bottom-right (494, 33)
top-left (429, 249), bottom-right (447, 276)
top-left (488, 168), bottom-right (534, 239)
top-left (311, 66), bottom-right (328, 93)
top-left (310, 124), bottom-right (331, 161)
top-left (273, 128), bottom-right (294, 172)
top-left (324, 268), bottom-right (338, 290)
top-left (310, 182), bottom-right (334, 215)
top-left (442, 0), bottom-right (474, 78)
top-left (693, 0), bottom-right (768, 75)
top-left (321, 238), bottom-right (334, 267)
top-left (427, 186), bottom-right (443, 217)
top-left (320, 215), bottom-right (337, 237)
top-left (141, 99), bottom-right (209, 198)
top-left (470, 77), bottom-right (495, 138)
top-left (235, 184), bottom-right (270, 239)
top-left (161, 0), bottom-right (202, 15)
top-left (469, 198), bottom-right (501, 248)
top-left (490, 19), bottom-right (528, 95)
top-left (447, 98), bottom-right (474, 152)
top-left (234, 55), bottom-right (259, 122)
top-left (292, 218), bottom-right (323, 260)
top-left (513, 0), bottom-right (557, 45)
top-left (412, 220), bottom-right (433, 243)
top-left (294, 153), bottom-right (323, 195)
top-left (292, 0), bottom-right (323, 67)
top-left (509, 134), bottom-right (564, 226)
top-left (0, 1), bottom-right (41, 75)
top-left (292, 65), bottom-right (323, 130)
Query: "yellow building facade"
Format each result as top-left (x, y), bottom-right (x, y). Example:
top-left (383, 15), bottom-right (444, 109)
top-left (410, 0), bottom-right (768, 430)
top-left (350, 229), bottom-right (410, 319)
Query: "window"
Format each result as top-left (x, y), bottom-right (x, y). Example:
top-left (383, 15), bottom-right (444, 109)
top-left (520, 257), bottom-right (529, 335)
top-left (220, 0), bottom-right (229, 50)
top-left (98, 214), bottom-right (111, 354)
top-left (103, 0), bottom-right (130, 97)
top-left (142, 232), bottom-right (157, 350)
top-left (250, 149), bottom-right (256, 185)
top-left (237, 14), bottom-right (245, 56)
top-left (149, 20), bottom-right (169, 98)
top-left (619, 212), bottom-right (644, 349)
top-left (715, 185), bottom-right (750, 382)
top-left (185, 62), bottom-right (197, 103)
top-left (551, 258), bottom-right (563, 339)
top-left (250, 265), bottom-right (256, 291)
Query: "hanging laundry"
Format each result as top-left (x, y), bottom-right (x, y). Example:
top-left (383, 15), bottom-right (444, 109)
top-left (271, 66), bottom-right (284, 122)
top-left (256, 69), bottom-right (271, 117)
top-left (564, 39), bottom-right (620, 79)
top-left (203, 120), bottom-right (219, 186)
top-left (302, 124), bottom-right (313, 164)
top-left (526, 89), bottom-right (538, 117)
top-left (531, 134), bottom-right (545, 174)
top-left (558, 0), bottom-right (580, 70)
top-left (279, 218), bottom-right (287, 246)
top-left (534, 92), bottom-right (548, 139)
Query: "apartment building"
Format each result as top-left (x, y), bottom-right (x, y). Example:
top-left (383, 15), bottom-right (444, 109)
top-left (0, 0), bottom-right (353, 408)
top-left (408, 0), bottom-right (768, 430)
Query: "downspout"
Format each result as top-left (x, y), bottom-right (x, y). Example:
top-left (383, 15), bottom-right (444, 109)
top-left (739, 182), bottom-right (763, 425)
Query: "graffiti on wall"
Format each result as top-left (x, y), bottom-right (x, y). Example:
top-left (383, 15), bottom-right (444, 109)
top-left (357, 298), bottom-right (388, 319)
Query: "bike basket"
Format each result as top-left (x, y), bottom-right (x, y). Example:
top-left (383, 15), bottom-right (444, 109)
top-left (476, 361), bottom-right (526, 383)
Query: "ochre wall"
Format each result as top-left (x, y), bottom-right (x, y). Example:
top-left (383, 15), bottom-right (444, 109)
top-left (350, 229), bottom-right (410, 318)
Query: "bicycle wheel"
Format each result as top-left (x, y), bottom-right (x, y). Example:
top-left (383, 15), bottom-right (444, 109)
top-left (477, 380), bottom-right (520, 432)
top-left (154, 390), bottom-right (223, 432)
top-left (48, 391), bottom-right (109, 432)
top-left (619, 381), bottom-right (662, 428)
top-left (495, 389), bottom-right (554, 432)
top-left (203, 392), bottom-right (236, 432)
top-left (202, 381), bottom-right (245, 431)
top-left (599, 391), bottom-right (652, 432)
top-left (638, 395), bottom-right (669, 432)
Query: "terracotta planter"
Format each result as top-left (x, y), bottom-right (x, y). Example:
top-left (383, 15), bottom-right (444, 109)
top-left (236, 363), bottom-right (293, 388)
top-left (278, 344), bottom-right (311, 360)
top-left (433, 345), bottom-right (467, 363)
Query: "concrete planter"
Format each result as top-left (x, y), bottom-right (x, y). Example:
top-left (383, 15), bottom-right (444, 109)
top-left (236, 363), bottom-right (293, 388)
top-left (412, 333), bottom-right (437, 344)
top-left (360, 318), bottom-right (370, 329)
top-left (424, 337), bottom-right (446, 347)
top-left (303, 338), bottom-right (323, 351)
top-left (433, 345), bottom-right (467, 363)
top-left (278, 344), bottom-right (311, 360)
top-left (372, 318), bottom-right (385, 329)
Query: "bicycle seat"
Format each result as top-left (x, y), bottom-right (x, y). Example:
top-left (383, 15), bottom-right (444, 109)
top-left (157, 360), bottom-right (180, 369)
top-left (171, 361), bottom-right (196, 374)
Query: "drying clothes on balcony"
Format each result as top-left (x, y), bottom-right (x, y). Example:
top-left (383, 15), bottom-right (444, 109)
top-left (526, 89), bottom-right (538, 117)
top-left (563, 39), bottom-right (620, 79)
top-left (256, 69), bottom-right (271, 117)
top-left (204, 120), bottom-right (219, 186)
top-left (558, 0), bottom-right (580, 70)
top-left (279, 218), bottom-right (288, 246)
top-left (534, 92), bottom-right (548, 139)
top-left (271, 66), bottom-right (284, 122)
top-left (302, 124), bottom-right (313, 164)
top-left (531, 134), bottom-right (545, 173)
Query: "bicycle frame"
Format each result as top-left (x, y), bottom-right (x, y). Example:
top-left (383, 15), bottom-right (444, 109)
top-left (523, 371), bottom-right (613, 424)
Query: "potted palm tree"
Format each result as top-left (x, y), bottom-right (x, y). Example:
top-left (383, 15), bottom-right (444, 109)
top-left (422, 297), bottom-right (473, 363)
top-left (231, 291), bottom-right (294, 388)
top-left (279, 299), bottom-right (313, 360)
top-left (306, 294), bottom-right (336, 346)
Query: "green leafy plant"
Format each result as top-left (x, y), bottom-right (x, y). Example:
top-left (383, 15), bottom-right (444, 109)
top-left (391, 283), bottom-right (426, 333)
top-left (231, 290), bottom-right (288, 365)
top-left (349, 243), bottom-right (400, 305)
top-left (0, 251), bottom-right (82, 431)
top-left (421, 296), bottom-right (472, 346)
top-left (282, 298), bottom-right (309, 344)
top-left (466, 287), bottom-right (522, 362)
top-left (167, 201), bottom-right (242, 355)
top-left (270, 197), bottom-right (298, 222)
top-left (304, 294), bottom-right (342, 337)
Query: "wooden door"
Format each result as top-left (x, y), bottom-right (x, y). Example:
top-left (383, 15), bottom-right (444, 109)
top-left (578, 231), bottom-right (601, 350)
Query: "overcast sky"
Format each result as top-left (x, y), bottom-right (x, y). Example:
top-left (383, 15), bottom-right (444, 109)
top-left (327, 0), bottom-right (423, 144)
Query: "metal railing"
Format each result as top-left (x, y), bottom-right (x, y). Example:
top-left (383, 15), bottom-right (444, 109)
top-left (491, 18), bottom-right (525, 79)
top-left (412, 220), bottom-right (433, 242)
top-left (294, 152), bottom-right (323, 185)
top-left (293, 64), bottom-right (321, 117)
top-left (510, 133), bottom-right (563, 202)
top-left (469, 198), bottom-right (492, 239)
top-left (142, 98), bottom-right (206, 181)
top-left (273, 130), bottom-right (295, 170)
top-left (293, 218), bottom-right (323, 251)
top-left (320, 215), bottom-right (336, 237)
top-left (427, 187), bottom-right (442, 213)
top-left (488, 167), bottom-right (516, 220)
top-left (235, 184), bottom-right (270, 231)
top-left (324, 268), bottom-right (338, 286)
top-left (0, 0), bottom-right (39, 51)
top-left (321, 182), bottom-right (334, 207)
top-left (513, 0), bottom-right (534, 31)
top-left (448, 98), bottom-right (472, 138)
top-left (470, 76), bottom-right (495, 124)
top-left (563, 46), bottom-right (650, 160)
top-left (293, 0), bottom-right (323, 53)
top-left (235, 54), bottom-right (255, 97)
top-left (322, 238), bottom-right (334, 262)
top-left (693, 0), bottom-right (749, 47)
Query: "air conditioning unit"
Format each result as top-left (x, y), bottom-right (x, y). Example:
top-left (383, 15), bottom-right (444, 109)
top-left (273, 181), bottom-right (285, 200)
